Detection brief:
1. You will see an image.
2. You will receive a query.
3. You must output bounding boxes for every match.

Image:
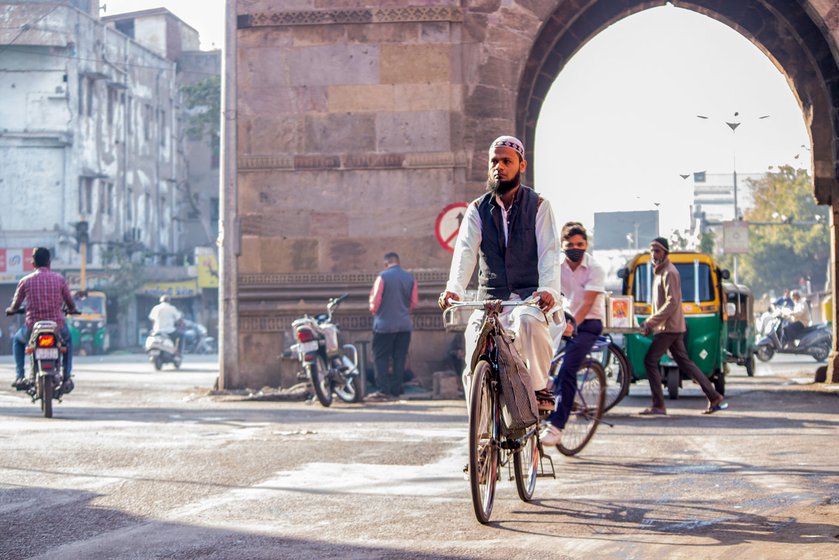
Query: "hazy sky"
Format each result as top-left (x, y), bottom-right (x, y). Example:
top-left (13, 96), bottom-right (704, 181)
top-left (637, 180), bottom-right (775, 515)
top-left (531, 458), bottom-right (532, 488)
top-left (105, 2), bottom-right (811, 238)
top-left (534, 6), bottom-right (810, 237)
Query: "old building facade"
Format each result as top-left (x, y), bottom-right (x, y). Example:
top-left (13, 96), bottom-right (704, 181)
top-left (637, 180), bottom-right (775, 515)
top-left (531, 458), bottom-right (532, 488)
top-left (224, 1), bottom-right (839, 388)
top-left (0, 1), bottom-right (221, 348)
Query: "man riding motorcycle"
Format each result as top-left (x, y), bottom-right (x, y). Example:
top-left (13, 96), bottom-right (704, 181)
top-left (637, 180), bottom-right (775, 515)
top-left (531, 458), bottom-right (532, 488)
top-left (5, 247), bottom-right (79, 392)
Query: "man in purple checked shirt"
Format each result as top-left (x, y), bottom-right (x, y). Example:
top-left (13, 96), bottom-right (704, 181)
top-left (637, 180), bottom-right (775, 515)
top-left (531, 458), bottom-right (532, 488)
top-left (6, 248), bottom-right (78, 392)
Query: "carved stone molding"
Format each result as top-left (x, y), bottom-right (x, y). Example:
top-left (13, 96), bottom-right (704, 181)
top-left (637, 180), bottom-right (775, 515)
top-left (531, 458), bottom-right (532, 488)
top-left (239, 270), bottom-right (448, 286)
top-left (238, 152), bottom-right (466, 172)
top-left (238, 7), bottom-right (464, 29)
top-left (240, 311), bottom-right (444, 333)
top-left (238, 155), bottom-right (293, 170)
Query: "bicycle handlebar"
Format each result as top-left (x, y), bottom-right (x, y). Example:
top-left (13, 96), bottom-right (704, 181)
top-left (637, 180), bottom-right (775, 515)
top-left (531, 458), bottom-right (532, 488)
top-left (445, 296), bottom-right (542, 309)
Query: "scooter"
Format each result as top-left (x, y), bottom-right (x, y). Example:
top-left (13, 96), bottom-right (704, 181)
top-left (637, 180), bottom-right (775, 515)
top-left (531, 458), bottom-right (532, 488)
top-left (755, 307), bottom-right (832, 362)
top-left (144, 331), bottom-right (182, 370)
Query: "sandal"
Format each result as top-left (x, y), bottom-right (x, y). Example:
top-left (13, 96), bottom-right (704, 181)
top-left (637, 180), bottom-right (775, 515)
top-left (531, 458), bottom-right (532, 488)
top-left (638, 407), bottom-right (667, 416)
top-left (703, 401), bottom-right (729, 414)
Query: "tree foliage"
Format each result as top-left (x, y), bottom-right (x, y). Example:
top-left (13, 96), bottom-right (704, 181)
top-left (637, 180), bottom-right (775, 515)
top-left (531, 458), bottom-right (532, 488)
top-left (181, 75), bottom-right (221, 147)
top-left (739, 166), bottom-right (829, 296)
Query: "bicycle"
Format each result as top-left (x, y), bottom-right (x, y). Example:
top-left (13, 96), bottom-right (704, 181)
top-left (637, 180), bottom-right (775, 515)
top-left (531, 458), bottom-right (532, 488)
top-left (587, 334), bottom-right (631, 412)
top-left (445, 297), bottom-right (556, 524)
top-left (547, 333), bottom-right (608, 457)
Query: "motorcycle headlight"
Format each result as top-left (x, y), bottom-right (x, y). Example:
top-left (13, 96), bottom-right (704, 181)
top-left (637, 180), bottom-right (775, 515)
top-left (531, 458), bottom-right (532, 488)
top-left (97, 320), bottom-right (105, 328)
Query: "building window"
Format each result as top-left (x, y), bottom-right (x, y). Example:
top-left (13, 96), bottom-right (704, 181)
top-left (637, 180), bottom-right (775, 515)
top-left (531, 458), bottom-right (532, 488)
top-left (107, 87), bottom-right (116, 125)
top-left (126, 96), bottom-right (132, 133)
top-left (210, 196), bottom-right (219, 241)
top-left (126, 187), bottom-right (133, 221)
top-left (104, 182), bottom-right (114, 216)
top-left (144, 104), bottom-right (152, 141)
top-left (78, 77), bottom-right (84, 115)
top-left (159, 109), bottom-right (166, 146)
top-left (86, 77), bottom-right (95, 116)
top-left (145, 193), bottom-right (151, 230)
top-left (79, 177), bottom-right (93, 214)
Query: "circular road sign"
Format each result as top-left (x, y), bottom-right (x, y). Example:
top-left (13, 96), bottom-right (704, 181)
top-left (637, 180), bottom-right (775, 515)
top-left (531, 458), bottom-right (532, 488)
top-left (435, 202), bottom-right (468, 253)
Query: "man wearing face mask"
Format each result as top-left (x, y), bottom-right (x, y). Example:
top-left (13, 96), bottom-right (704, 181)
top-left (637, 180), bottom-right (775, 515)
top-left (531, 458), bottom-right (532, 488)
top-left (639, 237), bottom-right (727, 415)
top-left (438, 135), bottom-right (562, 411)
top-left (541, 222), bottom-right (605, 445)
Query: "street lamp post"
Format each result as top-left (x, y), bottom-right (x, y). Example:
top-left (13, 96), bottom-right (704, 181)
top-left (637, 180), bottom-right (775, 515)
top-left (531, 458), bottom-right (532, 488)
top-left (697, 112), bottom-right (770, 282)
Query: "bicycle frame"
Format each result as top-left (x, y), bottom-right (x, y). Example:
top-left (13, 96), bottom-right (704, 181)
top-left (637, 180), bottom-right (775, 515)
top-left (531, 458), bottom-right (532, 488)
top-left (445, 297), bottom-right (556, 523)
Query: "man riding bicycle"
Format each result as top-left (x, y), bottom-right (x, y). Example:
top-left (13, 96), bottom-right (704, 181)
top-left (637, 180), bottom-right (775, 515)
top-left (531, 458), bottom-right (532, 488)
top-left (438, 135), bottom-right (563, 411)
top-left (6, 247), bottom-right (79, 392)
top-left (542, 222), bottom-right (606, 446)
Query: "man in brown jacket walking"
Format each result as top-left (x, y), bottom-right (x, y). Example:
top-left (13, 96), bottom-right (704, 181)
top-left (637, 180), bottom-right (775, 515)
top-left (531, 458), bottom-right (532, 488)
top-left (639, 237), bottom-right (728, 415)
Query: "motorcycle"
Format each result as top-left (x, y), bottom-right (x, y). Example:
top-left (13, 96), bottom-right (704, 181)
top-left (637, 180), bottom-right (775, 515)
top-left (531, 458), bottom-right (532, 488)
top-left (144, 330), bottom-right (182, 370)
top-left (181, 319), bottom-right (216, 354)
top-left (7, 307), bottom-right (79, 418)
top-left (754, 306), bottom-right (832, 362)
top-left (289, 293), bottom-right (360, 406)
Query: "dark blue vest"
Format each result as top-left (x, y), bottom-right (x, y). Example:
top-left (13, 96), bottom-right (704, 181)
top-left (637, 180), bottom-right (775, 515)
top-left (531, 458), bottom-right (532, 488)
top-left (372, 265), bottom-right (415, 333)
top-left (476, 186), bottom-right (540, 300)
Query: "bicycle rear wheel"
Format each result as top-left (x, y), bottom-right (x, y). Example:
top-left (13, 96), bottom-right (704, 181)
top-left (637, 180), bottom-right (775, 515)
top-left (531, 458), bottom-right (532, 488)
top-left (469, 360), bottom-right (498, 524)
top-left (558, 360), bottom-right (606, 456)
top-left (597, 343), bottom-right (630, 412)
top-left (513, 431), bottom-right (539, 502)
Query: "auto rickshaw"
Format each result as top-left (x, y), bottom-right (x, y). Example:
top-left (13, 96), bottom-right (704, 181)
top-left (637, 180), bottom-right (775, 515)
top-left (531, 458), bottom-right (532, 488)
top-left (68, 290), bottom-right (109, 355)
top-left (723, 282), bottom-right (756, 377)
top-left (618, 251), bottom-right (730, 399)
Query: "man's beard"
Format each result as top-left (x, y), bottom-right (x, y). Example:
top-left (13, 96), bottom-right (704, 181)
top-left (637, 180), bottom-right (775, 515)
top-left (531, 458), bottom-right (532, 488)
top-left (487, 170), bottom-right (520, 195)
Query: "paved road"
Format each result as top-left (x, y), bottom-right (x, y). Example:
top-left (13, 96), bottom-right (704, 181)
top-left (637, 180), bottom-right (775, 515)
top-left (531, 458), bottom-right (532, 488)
top-left (0, 354), bottom-right (837, 559)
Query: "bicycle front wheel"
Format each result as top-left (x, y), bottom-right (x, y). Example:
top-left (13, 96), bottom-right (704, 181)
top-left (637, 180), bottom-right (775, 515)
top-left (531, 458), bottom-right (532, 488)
top-left (558, 360), bottom-right (606, 456)
top-left (469, 360), bottom-right (498, 524)
top-left (513, 430), bottom-right (539, 502)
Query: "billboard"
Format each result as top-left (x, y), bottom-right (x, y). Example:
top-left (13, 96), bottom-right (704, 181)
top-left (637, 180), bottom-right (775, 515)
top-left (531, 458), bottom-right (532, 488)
top-left (592, 211), bottom-right (659, 250)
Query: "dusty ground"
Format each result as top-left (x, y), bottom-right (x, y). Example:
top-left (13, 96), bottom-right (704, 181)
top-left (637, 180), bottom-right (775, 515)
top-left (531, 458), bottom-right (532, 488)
top-left (0, 354), bottom-right (836, 559)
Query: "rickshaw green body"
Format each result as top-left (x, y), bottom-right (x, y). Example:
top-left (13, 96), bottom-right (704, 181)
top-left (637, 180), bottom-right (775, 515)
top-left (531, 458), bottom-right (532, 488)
top-left (68, 291), bottom-right (109, 355)
top-left (723, 282), bottom-right (756, 375)
top-left (620, 252), bottom-right (729, 394)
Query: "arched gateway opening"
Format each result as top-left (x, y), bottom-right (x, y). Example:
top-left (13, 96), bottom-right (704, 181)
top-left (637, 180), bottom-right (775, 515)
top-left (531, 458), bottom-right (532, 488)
top-left (224, 1), bottom-right (839, 388)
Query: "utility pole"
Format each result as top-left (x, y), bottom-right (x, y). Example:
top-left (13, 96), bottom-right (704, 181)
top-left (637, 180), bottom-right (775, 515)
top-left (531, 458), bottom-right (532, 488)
top-left (74, 220), bottom-right (89, 291)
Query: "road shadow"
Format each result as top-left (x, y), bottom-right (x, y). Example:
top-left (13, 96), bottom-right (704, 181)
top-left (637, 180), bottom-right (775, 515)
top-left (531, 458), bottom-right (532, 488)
top-left (493, 496), bottom-right (839, 548)
top-left (0, 486), bottom-right (477, 559)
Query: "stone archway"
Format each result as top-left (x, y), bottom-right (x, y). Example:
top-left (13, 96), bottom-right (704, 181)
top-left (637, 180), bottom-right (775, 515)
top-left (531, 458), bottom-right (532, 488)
top-left (224, 1), bottom-right (839, 389)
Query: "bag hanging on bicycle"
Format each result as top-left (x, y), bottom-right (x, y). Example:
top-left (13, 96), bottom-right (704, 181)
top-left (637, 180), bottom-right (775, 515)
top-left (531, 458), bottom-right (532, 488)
top-left (493, 331), bottom-right (539, 438)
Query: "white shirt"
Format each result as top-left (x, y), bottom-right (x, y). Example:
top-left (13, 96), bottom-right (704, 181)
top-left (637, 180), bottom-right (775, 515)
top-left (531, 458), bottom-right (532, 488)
top-left (149, 302), bottom-right (183, 333)
top-left (445, 190), bottom-right (561, 302)
top-left (560, 252), bottom-right (606, 321)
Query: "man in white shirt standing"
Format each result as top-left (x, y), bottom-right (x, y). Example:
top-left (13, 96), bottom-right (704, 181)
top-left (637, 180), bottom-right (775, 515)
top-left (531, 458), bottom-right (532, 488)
top-left (541, 222), bottom-right (606, 445)
top-left (438, 135), bottom-right (562, 410)
top-left (149, 295), bottom-right (183, 355)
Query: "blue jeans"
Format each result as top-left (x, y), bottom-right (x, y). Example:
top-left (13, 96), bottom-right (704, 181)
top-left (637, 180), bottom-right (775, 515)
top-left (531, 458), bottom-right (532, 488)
top-left (549, 319), bottom-right (603, 430)
top-left (13, 325), bottom-right (73, 381)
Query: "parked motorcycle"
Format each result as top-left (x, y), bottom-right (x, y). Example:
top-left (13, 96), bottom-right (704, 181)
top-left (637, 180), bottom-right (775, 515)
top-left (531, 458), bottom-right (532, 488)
top-left (181, 319), bottom-right (216, 354)
top-left (755, 306), bottom-right (832, 362)
top-left (6, 307), bottom-right (79, 418)
top-left (144, 331), bottom-right (182, 370)
top-left (290, 293), bottom-right (359, 406)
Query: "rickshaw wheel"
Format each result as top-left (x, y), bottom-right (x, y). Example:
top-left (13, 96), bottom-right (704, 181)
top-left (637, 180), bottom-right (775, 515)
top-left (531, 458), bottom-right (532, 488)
top-left (744, 353), bottom-right (756, 377)
top-left (713, 372), bottom-right (725, 396)
top-left (666, 368), bottom-right (679, 400)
